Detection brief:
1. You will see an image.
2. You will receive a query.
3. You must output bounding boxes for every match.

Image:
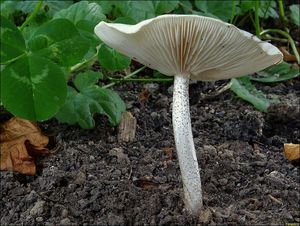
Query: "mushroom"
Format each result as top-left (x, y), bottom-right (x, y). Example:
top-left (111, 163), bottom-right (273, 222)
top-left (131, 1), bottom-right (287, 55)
top-left (94, 15), bottom-right (282, 215)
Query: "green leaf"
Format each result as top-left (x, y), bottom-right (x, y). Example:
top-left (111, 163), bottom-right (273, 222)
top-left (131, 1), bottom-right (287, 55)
top-left (14, 1), bottom-right (72, 16)
top-left (230, 77), bottom-right (279, 112)
top-left (99, 1), bottom-right (167, 22)
top-left (237, 0), bottom-right (278, 19)
top-left (28, 18), bottom-right (90, 66)
top-left (118, 1), bottom-right (156, 22)
top-left (74, 71), bottom-right (103, 91)
top-left (54, 1), bottom-right (105, 58)
top-left (153, 1), bottom-right (179, 15)
top-left (55, 85), bottom-right (126, 129)
top-left (113, 16), bottom-right (136, 25)
top-left (54, 1), bottom-right (105, 29)
top-left (289, 4), bottom-right (300, 26)
top-left (194, 0), bottom-right (232, 21)
top-left (98, 44), bottom-right (131, 71)
top-left (43, 1), bottom-right (74, 17)
top-left (0, 16), bottom-right (26, 64)
top-left (259, 1), bottom-right (278, 19)
top-left (0, 54), bottom-right (67, 120)
top-left (250, 62), bottom-right (300, 83)
top-left (0, 1), bottom-right (16, 18)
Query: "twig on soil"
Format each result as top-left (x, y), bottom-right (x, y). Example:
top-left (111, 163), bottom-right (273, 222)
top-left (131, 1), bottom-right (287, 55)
top-left (103, 66), bottom-right (146, 88)
top-left (201, 82), bottom-right (232, 100)
top-left (37, 191), bottom-right (63, 204)
top-left (268, 194), bottom-right (283, 205)
top-left (127, 166), bottom-right (133, 180)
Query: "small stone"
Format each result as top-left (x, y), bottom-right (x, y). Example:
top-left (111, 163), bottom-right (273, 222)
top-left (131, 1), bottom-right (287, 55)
top-left (111, 169), bottom-right (122, 179)
top-left (203, 145), bottom-right (217, 156)
top-left (89, 155), bottom-right (95, 162)
top-left (68, 183), bottom-right (77, 192)
top-left (26, 190), bottom-right (38, 203)
top-left (88, 141), bottom-right (94, 146)
top-left (30, 200), bottom-right (46, 216)
top-left (283, 211), bottom-right (293, 220)
top-left (78, 199), bottom-right (89, 209)
top-left (61, 209), bottom-right (68, 218)
top-left (36, 217), bottom-right (43, 222)
top-left (109, 148), bottom-right (130, 164)
top-left (155, 95), bottom-right (169, 107)
top-left (198, 208), bottom-right (211, 224)
top-left (150, 112), bottom-right (158, 118)
top-left (167, 85), bottom-right (174, 95)
top-left (87, 174), bottom-right (97, 181)
top-left (60, 218), bottom-right (71, 225)
top-left (107, 213), bottom-right (125, 226)
top-left (74, 171), bottom-right (86, 185)
top-left (219, 178), bottom-right (228, 185)
top-left (144, 83), bottom-right (160, 93)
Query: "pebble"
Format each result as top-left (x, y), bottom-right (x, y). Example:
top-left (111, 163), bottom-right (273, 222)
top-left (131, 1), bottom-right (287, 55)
top-left (109, 148), bottom-right (130, 164)
top-left (89, 155), bottom-right (95, 162)
top-left (111, 169), bottom-right (122, 179)
top-left (74, 171), bottom-right (86, 185)
top-left (219, 178), bottom-right (228, 186)
top-left (143, 83), bottom-right (160, 93)
top-left (107, 213), bottom-right (124, 225)
top-left (78, 199), bottom-right (89, 209)
top-left (60, 218), bottom-right (71, 225)
top-left (167, 85), bottom-right (173, 95)
top-left (26, 190), bottom-right (38, 203)
top-left (36, 217), bottom-right (43, 222)
top-left (150, 112), bottom-right (158, 118)
top-left (155, 95), bottom-right (169, 108)
top-left (68, 183), bottom-right (77, 192)
top-left (203, 145), bottom-right (217, 156)
top-left (30, 200), bottom-right (46, 216)
top-left (61, 209), bottom-right (68, 218)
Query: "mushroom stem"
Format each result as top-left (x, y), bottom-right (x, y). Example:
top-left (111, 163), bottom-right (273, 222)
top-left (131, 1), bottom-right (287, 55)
top-left (172, 74), bottom-right (203, 215)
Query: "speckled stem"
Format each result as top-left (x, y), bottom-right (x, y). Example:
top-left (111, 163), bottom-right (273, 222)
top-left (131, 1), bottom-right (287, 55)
top-left (172, 74), bottom-right (203, 215)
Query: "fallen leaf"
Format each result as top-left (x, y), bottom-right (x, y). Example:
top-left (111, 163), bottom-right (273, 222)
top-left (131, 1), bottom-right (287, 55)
top-left (279, 46), bottom-right (297, 62)
top-left (0, 117), bottom-right (49, 175)
top-left (133, 178), bottom-right (159, 189)
top-left (138, 88), bottom-right (150, 104)
top-left (283, 143), bottom-right (300, 161)
top-left (163, 147), bottom-right (174, 160)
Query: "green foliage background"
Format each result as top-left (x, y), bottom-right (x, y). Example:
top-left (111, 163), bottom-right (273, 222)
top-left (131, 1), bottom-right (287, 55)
top-left (0, 0), bottom-right (299, 128)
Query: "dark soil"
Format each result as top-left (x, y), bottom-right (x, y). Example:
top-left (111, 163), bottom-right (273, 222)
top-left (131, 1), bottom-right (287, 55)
top-left (1, 77), bottom-right (299, 225)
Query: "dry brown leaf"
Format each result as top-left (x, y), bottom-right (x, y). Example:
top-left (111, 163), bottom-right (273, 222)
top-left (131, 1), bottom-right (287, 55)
top-left (133, 179), bottom-right (159, 189)
top-left (163, 147), bottom-right (174, 160)
top-left (283, 143), bottom-right (300, 161)
top-left (138, 89), bottom-right (150, 104)
top-left (279, 47), bottom-right (297, 62)
top-left (0, 117), bottom-right (49, 175)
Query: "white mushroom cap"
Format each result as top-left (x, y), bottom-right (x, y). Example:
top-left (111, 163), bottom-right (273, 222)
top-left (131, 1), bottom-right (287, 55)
top-left (95, 14), bottom-right (283, 81)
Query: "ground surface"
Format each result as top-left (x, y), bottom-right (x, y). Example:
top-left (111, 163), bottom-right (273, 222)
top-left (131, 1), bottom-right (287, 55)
top-left (1, 76), bottom-right (299, 225)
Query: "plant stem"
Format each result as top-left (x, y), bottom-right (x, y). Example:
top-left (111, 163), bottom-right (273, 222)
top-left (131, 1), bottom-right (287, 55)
top-left (106, 77), bottom-right (173, 83)
top-left (173, 74), bottom-right (202, 215)
top-left (277, 0), bottom-right (289, 32)
top-left (70, 53), bottom-right (98, 74)
top-left (263, 34), bottom-right (289, 43)
top-left (0, 52), bottom-right (27, 65)
top-left (278, 0), bottom-right (285, 22)
top-left (230, 0), bottom-right (236, 24)
top-left (20, 0), bottom-right (43, 31)
top-left (102, 66), bottom-right (146, 89)
top-left (254, 1), bottom-right (261, 37)
top-left (260, 29), bottom-right (300, 64)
